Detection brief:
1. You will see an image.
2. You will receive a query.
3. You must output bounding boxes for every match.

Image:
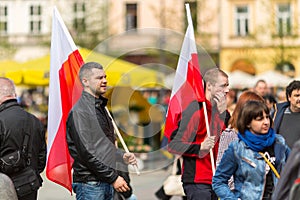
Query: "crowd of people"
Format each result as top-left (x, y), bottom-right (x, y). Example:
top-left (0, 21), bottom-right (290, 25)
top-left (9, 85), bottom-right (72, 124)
top-left (0, 62), bottom-right (300, 200)
top-left (158, 70), bottom-right (300, 200)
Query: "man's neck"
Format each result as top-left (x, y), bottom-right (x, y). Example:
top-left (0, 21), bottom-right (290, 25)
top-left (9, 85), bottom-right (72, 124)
top-left (0, 96), bottom-right (15, 105)
top-left (289, 106), bottom-right (300, 113)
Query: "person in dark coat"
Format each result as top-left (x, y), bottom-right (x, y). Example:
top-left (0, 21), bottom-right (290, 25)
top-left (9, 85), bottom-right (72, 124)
top-left (271, 80), bottom-right (300, 149)
top-left (0, 77), bottom-right (47, 200)
top-left (66, 62), bottom-right (137, 200)
top-left (272, 139), bottom-right (300, 200)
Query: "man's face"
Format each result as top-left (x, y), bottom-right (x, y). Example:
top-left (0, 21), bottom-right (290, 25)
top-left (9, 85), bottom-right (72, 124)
top-left (84, 68), bottom-right (107, 97)
top-left (288, 89), bottom-right (300, 112)
top-left (210, 74), bottom-right (230, 98)
top-left (255, 82), bottom-right (267, 96)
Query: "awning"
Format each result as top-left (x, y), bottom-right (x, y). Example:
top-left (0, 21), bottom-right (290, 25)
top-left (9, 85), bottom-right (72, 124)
top-left (0, 48), bottom-right (165, 88)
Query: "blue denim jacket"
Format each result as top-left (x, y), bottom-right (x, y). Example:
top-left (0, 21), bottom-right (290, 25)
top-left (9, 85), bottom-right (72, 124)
top-left (212, 134), bottom-right (290, 200)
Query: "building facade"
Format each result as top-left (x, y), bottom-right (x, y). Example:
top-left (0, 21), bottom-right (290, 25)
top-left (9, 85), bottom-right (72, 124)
top-left (0, 0), bottom-right (299, 77)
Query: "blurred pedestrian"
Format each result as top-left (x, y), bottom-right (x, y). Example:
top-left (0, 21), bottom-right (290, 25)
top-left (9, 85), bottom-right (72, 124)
top-left (66, 62), bottom-right (137, 200)
top-left (263, 94), bottom-right (277, 114)
top-left (272, 80), bottom-right (300, 148)
top-left (213, 101), bottom-right (290, 200)
top-left (226, 90), bottom-right (237, 115)
top-left (254, 79), bottom-right (268, 97)
top-left (0, 77), bottom-right (46, 200)
top-left (272, 139), bottom-right (300, 200)
top-left (168, 68), bottom-right (230, 200)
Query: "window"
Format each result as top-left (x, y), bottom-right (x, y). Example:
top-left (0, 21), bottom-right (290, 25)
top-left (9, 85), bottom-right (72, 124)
top-left (235, 6), bottom-right (249, 36)
top-left (73, 2), bottom-right (86, 32)
top-left (29, 5), bottom-right (42, 34)
top-left (0, 5), bottom-right (8, 34)
top-left (276, 3), bottom-right (292, 36)
top-left (126, 4), bottom-right (137, 31)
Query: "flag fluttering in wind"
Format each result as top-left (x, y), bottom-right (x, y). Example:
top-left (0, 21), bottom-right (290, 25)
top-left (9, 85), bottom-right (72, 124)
top-left (46, 7), bottom-right (84, 193)
top-left (164, 4), bottom-right (205, 140)
top-left (164, 4), bottom-right (215, 173)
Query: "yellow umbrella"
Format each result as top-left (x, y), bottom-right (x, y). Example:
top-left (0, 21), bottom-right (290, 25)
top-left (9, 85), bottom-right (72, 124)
top-left (0, 60), bottom-right (23, 84)
top-left (80, 48), bottom-right (164, 88)
top-left (18, 48), bottom-right (164, 87)
top-left (21, 54), bottom-right (50, 86)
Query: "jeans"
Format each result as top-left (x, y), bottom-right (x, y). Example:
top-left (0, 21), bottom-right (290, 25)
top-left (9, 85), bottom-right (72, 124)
top-left (73, 181), bottom-right (114, 200)
top-left (183, 183), bottom-right (217, 200)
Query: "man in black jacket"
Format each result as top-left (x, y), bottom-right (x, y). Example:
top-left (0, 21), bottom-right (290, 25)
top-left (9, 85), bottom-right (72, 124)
top-left (0, 77), bottom-right (46, 200)
top-left (66, 62), bottom-right (137, 200)
top-left (272, 80), bottom-right (300, 148)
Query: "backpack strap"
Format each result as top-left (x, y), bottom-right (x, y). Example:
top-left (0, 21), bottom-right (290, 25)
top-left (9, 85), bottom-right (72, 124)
top-left (21, 113), bottom-right (33, 166)
top-left (259, 152), bottom-right (280, 179)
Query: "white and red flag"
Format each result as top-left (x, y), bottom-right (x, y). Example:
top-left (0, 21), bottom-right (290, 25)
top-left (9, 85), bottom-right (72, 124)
top-left (46, 7), bottom-right (84, 193)
top-left (164, 5), bottom-right (205, 140)
top-left (164, 4), bottom-right (216, 172)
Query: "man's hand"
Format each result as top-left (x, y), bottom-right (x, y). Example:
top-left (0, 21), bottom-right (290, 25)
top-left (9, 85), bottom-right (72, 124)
top-left (213, 92), bottom-right (227, 113)
top-left (123, 152), bottom-right (137, 165)
top-left (112, 176), bottom-right (130, 192)
top-left (200, 136), bottom-right (216, 151)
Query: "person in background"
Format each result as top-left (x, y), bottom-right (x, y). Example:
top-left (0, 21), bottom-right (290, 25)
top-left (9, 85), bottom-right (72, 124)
top-left (168, 68), bottom-right (230, 200)
top-left (0, 77), bottom-right (46, 200)
top-left (216, 91), bottom-right (264, 189)
top-left (272, 139), bottom-right (300, 200)
top-left (264, 94), bottom-right (277, 114)
top-left (254, 79), bottom-right (268, 97)
top-left (272, 80), bottom-right (300, 149)
top-left (277, 89), bottom-right (287, 103)
top-left (213, 101), bottom-right (290, 200)
top-left (226, 90), bottom-right (237, 115)
top-left (66, 62), bottom-right (137, 200)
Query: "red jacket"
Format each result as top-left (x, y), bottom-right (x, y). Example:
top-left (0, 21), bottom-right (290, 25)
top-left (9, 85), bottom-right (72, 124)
top-left (168, 99), bottom-right (228, 184)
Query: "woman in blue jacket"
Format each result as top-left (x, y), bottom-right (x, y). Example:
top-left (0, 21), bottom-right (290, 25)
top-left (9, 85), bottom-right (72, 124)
top-left (212, 101), bottom-right (290, 200)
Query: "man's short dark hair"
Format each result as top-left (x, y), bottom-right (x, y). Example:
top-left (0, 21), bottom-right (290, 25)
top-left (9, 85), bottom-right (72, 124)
top-left (286, 80), bottom-right (300, 100)
top-left (203, 68), bottom-right (228, 85)
top-left (79, 62), bottom-right (104, 83)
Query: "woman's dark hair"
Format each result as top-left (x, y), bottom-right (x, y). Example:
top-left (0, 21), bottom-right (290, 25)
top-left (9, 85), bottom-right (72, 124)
top-left (237, 101), bottom-right (270, 134)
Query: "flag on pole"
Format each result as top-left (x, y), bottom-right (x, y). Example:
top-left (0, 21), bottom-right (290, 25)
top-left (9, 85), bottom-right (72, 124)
top-left (46, 7), bottom-right (84, 193)
top-left (164, 4), bottom-right (205, 141)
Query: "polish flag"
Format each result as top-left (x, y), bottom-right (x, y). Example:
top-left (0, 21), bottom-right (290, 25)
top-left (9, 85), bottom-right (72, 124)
top-left (46, 7), bottom-right (84, 193)
top-left (164, 4), bottom-right (205, 141)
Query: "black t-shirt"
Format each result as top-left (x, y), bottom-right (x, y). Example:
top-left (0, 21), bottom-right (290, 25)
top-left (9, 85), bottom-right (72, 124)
top-left (262, 144), bottom-right (275, 200)
top-left (278, 108), bottom-right (300, 148)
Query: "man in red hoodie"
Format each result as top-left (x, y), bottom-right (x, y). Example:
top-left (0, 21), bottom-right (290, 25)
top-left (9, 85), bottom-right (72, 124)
top-left (168, 68), bottom-right (230, 200)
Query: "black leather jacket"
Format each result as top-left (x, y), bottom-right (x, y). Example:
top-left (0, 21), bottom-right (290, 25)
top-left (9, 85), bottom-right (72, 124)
top-left (0, 99), bottom-right (46, 177)
top-left (67, 91), bottom-right (123, 184)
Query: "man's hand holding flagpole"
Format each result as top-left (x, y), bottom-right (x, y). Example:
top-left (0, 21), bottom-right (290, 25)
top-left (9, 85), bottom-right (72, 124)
top-left (105, 107), bottom-right (140, 175)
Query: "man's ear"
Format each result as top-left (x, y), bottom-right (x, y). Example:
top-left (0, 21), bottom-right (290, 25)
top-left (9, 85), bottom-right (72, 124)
top-left (206, 82), bottom-right (212, 91)
top-left (82, 78), bottom-right (88, 87)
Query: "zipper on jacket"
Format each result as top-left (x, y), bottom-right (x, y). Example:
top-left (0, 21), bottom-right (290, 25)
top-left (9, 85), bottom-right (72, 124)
top-left (241, 157), bottom-right (257, 168)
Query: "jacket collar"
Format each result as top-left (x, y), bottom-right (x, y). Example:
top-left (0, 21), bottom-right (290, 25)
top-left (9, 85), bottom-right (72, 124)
top-left (82, 91), bottom-right (108, 108)
top-left (0, 99), bottom-right (19, 112)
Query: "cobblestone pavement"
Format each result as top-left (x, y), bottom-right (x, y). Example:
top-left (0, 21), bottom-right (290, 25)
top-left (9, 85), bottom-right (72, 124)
top-left (38, 153), bottom-right (182, 200)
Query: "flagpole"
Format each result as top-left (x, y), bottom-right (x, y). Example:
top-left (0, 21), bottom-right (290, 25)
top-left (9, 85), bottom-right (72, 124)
top-left (202, 102), bottom-right (216, 174)
top-left (185, 4), bottom-right (215, 174)
top-left (105, 107), bottom-right (141, 175)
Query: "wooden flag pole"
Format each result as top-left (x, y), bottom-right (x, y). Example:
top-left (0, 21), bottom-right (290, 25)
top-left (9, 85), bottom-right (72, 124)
top-left (202, 102), bottom-right (216, 174)
top-left (105, 107), bottom-right (141, 175)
